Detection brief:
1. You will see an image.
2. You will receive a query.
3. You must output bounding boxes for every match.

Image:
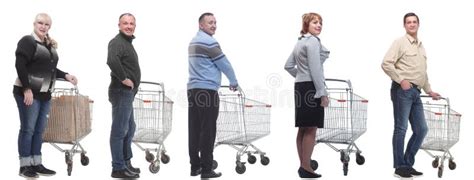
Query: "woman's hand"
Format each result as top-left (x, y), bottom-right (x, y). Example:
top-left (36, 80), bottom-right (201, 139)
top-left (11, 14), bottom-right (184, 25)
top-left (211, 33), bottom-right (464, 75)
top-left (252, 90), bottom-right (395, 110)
top-left (23, 88), bottom-right (33, 106)
top-left (320, 96), bottom-right (329, 107)
top-left (65, 74), bottom-right (78, 85)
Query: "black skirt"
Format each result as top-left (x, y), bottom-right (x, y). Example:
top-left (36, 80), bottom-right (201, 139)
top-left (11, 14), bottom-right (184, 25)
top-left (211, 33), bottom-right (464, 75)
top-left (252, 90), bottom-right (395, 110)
top-left (294, 81), bottom-right (324, 127)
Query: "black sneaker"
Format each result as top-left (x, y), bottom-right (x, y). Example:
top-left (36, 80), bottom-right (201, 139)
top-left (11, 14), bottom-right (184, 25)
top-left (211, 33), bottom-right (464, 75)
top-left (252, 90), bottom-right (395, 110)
top-left (394, 167), bottom-right (413, 178)
top-left (19, 166), bottom-right (39, 178)
top-left (190, 168), bottom-right (201, 176)
top-left (126, 161), bottom-right (141, 174)
top-left (408, 167), bottom-right (423, 176)
top-left (32, 164), bottom-right (56, 176)
top-left (201, 170), bottom-right (222, 178)
top-left (111, 169), bottom-right (140, 178)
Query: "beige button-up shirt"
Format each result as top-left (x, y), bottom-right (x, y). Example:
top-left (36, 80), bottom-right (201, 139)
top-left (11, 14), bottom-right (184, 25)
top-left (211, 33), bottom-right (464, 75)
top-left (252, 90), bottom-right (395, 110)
top-left (382, 34), bottom-right (432, 93)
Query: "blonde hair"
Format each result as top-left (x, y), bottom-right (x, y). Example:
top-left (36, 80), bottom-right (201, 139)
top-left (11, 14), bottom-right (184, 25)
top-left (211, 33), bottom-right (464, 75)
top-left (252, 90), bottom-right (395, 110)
top-left (34, 13), bottom-right (57, 48)
top-left (300, 12), bottom-right (322, 36)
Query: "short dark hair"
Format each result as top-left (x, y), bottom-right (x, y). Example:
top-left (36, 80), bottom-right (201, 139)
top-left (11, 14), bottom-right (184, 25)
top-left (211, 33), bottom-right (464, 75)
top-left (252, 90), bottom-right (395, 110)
top-left (119, 13), bottom-right (134, 21)
top-left (198, 12), bottom-right (214, 23)
top-left (403, 12), bottom-right (419, 24)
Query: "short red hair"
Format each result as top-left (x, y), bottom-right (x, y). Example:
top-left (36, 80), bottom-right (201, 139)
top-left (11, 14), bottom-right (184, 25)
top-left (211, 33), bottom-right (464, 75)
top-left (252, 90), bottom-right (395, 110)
top-left (300, 12), bottom-right (322, 35)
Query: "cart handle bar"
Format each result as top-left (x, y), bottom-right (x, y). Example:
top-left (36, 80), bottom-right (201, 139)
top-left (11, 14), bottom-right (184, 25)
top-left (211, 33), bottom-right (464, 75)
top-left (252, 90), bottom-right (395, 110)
top-left (420, 95), bottom-right (447, 100)
top-left (325, 78), bottom-right (352, 89)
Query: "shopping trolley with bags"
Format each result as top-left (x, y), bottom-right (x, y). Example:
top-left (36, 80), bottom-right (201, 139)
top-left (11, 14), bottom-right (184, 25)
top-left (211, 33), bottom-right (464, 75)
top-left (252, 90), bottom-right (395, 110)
top-left (132, 81), bottom-right (173, 174)
top-left (213, 86), bottom-right (271, 174)
top-left (420, 95), bottom-right (461, 178)
top-left (311, 78), bottom-right (368, 176)
top-left (43, 80), bottom-right (93, 176)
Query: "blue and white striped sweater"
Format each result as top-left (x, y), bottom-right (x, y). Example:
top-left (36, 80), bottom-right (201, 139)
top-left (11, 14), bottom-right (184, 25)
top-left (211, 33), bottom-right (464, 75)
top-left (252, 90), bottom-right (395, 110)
top-left (187, 30), bottom-right (238, 90)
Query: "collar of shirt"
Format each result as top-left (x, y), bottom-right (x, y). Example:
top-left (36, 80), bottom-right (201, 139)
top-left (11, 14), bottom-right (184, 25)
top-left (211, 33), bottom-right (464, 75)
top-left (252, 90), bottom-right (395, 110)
top-left (31, 32), bottom-right (44, 42)
top-left (405, 34), bottom-right (422, 46)
top-left (301, 33), bottom-right (320, 41)
top-left (119, 31), bottom-right (135, 42)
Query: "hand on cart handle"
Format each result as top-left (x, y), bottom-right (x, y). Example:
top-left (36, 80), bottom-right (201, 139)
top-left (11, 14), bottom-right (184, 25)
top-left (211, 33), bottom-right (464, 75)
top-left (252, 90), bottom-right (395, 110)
top-left (428, 91), bottom-right (441, 100)
top-left (65, 74), bottom-right (78, 85)
top-left (229, 84), bottom-right (239, 92)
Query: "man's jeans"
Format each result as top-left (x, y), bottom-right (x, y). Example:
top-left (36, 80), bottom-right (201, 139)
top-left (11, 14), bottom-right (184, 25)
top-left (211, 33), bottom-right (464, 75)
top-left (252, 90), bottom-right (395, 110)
top-left (109, 88), bottom-right (136, 171)
top-left (14, 94), bottom-right (51, 167)
top-left (391, 82), bottom-right (428, 168)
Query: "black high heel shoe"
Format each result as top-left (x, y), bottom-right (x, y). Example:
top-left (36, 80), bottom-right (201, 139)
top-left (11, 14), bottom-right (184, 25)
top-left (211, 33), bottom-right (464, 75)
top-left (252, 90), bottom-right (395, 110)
top-left (298, 167), bottom-right (322, 178)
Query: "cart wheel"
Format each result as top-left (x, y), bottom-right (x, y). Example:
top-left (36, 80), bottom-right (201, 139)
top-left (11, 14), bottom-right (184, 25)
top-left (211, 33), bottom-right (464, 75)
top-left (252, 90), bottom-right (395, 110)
top-left (356, 153), bottom-right (365, 165)
top-left (145, 151), bottom-right (155, 163)
top-left (260, 156), bottom-right (270, 166)
top-left (212, 160), bottom-right (218, 170)
top-left (160, 153), bottom-right (170, 164)
top-left (235, 163), bottom-right (246, 174)
top-left (449, 160), bottom-right (456, 170)
top-left (438, 166), bottom-right (444, 178)
top-left (149, 163), bottom-right (160, 174)
top-left (340, 151), bottom-right (350, 163)
top-left (65, 152), bottom-right (72, 164)
top-left (80, 154), bottom-right (90, 166)
top-left (310, 160), bottom-right (319, 170)
top-left (67, 161), bottom-right (73, 176)
top-left (432, 157), bottom-right (439, 168)
top-left (343, 162), bottom-right (349, 176)
top-left (247, 155), bottom-right (256, 164)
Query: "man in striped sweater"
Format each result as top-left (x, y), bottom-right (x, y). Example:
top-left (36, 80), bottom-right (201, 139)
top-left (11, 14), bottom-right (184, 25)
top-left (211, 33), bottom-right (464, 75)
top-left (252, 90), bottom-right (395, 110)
top-left (187, 12), bottom-right (239, 179)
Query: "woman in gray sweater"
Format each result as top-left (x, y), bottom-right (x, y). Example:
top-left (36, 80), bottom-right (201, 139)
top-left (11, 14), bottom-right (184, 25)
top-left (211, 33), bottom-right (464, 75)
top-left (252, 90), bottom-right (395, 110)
top-left (284, 12), bottom-right (330, 178)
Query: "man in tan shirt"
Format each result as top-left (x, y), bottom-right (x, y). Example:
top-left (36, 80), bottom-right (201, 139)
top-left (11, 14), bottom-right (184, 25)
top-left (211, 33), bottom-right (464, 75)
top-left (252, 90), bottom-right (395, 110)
top-left (382, 12), bottom-right (440, 179)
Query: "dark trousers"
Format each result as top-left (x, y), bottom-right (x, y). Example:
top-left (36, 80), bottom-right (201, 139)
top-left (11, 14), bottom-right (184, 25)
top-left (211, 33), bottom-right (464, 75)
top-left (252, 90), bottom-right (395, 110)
top-left (187, 89), bottom-right (219, 173)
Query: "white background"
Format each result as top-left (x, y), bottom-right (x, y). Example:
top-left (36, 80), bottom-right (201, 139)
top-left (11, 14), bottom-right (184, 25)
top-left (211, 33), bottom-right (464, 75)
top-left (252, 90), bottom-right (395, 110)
top-left (1, 0), bottom-right (472, 179)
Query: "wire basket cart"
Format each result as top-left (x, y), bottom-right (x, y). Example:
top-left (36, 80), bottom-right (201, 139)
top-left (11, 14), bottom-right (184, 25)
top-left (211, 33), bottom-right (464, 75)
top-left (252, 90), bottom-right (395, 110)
top-left (420, 95), bottom-right (461, 178)
top-left (132, 81), bottom-right (173, 174)
top-left (213, 86), bottom-right (271, 174)
top-left (311, 78), bottom-right (368, 176)
top-left (43, 81), bottom-right (93, 176)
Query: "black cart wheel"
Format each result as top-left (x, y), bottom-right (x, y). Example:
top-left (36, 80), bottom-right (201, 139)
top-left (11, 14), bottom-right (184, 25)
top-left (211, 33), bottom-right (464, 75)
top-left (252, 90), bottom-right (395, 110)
top-left (145, 151), bottom-right (155, 163)
top-left (438, 166), bottom-right (444, 178)
top-left (161, 153), bottom-right (170, 164)
top-left (310, 160), bottom-right (319, 170)
top-left (432, 157), bottom-right (439, 168)
top-left (80, 153), bottom-right (89, 166)
top-left (449, 160), bottom-right (456, 170)
top-left (212, 160), bottom-right (218, 170)
top-left (247, 155), bottom-right (256, 164)
top-left (235, 163), bottom-right (246, 174)
top-left (260, 156), bottom-right (270, 166)
top-left (67, 161), bottom-right (73, 176)
top-left (356, 153), bottom-right (365, 165)
top-left (149, 163), bottom-right (160, 174)
top-left (343, 162), bottom-right (349, 176)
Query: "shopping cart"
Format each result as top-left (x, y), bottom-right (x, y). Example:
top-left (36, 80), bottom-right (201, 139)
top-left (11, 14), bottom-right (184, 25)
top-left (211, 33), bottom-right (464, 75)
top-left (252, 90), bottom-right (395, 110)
top-left (420, 95), bottom-right (461, 178)
top-left (43, 80), bottom-right (93, 176)
top-left (311, 78), bottom-right (368, 176)
top-left (132, 81), bottom-right (173, 174)
top-left (214, 86), bottom-right (271, 174)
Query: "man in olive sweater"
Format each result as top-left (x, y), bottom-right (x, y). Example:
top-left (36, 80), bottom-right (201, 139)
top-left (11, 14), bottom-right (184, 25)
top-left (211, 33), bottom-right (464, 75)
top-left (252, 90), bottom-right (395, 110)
top-left (106, 13), bottom-right (141, 179)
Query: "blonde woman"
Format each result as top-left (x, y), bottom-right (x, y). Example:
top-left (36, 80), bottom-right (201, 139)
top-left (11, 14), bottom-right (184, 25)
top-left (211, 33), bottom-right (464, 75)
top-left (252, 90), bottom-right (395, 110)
top-left (13, 13), bottom-right (77, 178)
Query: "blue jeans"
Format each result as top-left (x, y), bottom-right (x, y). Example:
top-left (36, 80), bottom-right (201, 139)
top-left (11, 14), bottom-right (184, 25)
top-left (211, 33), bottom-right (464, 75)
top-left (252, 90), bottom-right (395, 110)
top-left (14, 94), bottom-right (51, 167)
top-left (109, 88), bottom-right (136, 171)
top-left (391, 82), bottom-right (428, 169)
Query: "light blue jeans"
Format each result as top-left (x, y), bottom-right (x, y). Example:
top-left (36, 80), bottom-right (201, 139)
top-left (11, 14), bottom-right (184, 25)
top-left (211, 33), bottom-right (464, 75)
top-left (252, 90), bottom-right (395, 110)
top-left (14, 94), bottom-right (51, 167)
top-left (390, 82), bottom-right (428, 169)
top-left (109, 88), bottom-right (136, 171)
